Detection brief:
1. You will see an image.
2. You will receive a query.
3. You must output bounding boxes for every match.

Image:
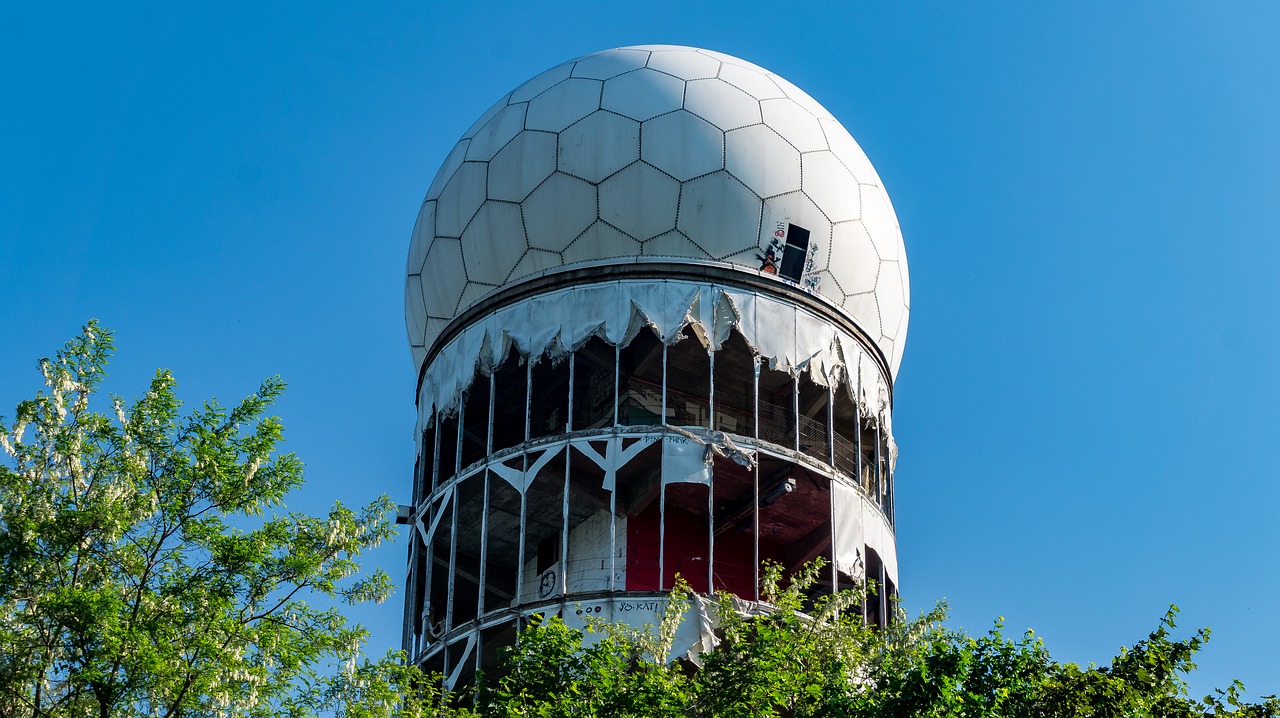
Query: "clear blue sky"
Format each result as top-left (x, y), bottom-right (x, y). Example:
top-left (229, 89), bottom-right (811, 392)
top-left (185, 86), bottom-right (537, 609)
top-left (3, 1), bottom-right (1278, 698)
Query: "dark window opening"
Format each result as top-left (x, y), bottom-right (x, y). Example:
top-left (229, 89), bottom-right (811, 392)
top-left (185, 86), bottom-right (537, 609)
top-left (666, 325), bottom-right (710, 428)
top-left (571, 336), bottom-right (616, 430)
top-left (797, 371), bottom-right (830, 464)
top-left (530, 352), bottom-right (569, 440)
top-left (758, 361), bottom-right (795, 449)
top-left (713, 330), bottom-right (756, 436)
top-left (779, 224), bottom-right (811, 282)
top-left (618, 328), bottom-right (664, 426)
top-left (832, 380), bottom-right (858, 479)
top-left (491, 347), bottom-right (527, 453)
top-left (438, 412), bottom-right (459, 486)
top-left (460, 379), bottom-right (490, 470)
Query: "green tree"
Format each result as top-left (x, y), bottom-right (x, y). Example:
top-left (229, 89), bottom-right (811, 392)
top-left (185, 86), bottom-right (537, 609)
top-left (470, 563), bottom-right (1279, 718)
top-left (0, 322), bottom-right (462, 717)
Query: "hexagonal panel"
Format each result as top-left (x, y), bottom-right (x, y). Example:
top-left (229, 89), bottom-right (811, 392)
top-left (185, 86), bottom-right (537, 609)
top-left (434, 161), bottom-right (487, 238)
top-left (819, 117), bottom-right (883, 186)
top-left (466, 103), bottom-right (527, 161)
top-left (718, 62), bottom-right (786, 101)
top-left (769, 73), bottom-right (833, 121)
top-left (760, 191), bottom-right (833, 266)
top-left (508, 248), bottom-right (563, 282)
top-left (426, 139), bottom-right (470, 201)
top-left (642, 229), bottom-right (706, 258)
top-left (526, 78), bottom-right (602, 132)
top-left (405, 273), bottom-right (427, 347)
top-left (761, 99), bottom-right (827, 152)
top-left (641, 110), bottom-right (723, 181)
top-left (558, 110), bottom-right (641, 183)
top-left (726, 125), bottom-right (801, 198)
top-left (684, 78), bottom-right (761, 130)
top-left (602, 68), bottom-right (685, 121)
top-left (678, 170), bottom-right (763, 259)
top-left (563, 221), bottom-right (641, 264)
top-left (801, 151), bottom-right (861, 223)
top-left (843, 292), bottom-right (881, 338)
top-left (718, 246), bottom-right (765, 269)
top-left (647, 49), bottom-right (720, 80)
top-left (510, 62), bottom-right (573, 103)
top-left (897, 252), bottom-right (911, 311)
top-left (488, 131), bottom-right (558, 202)
top-left (828, 222), bottom-right (879, 295)
top-left (598, 162), bottom-right (679, 241)
top-left (461, 202), bottom-right (527, 285)
top-left (877, 261), bottom-right (906, 342)
top-left (461, 93), bottom-right (512, 140)
top-left (572, 48), bottom-right (650, 80)
top-left (407, 200), bottom-right (436, 274)
top-left (522, 172), bottom-right (598, 253)
top-left (457, 281), bottom-right (499, 313)
top-left (421, 238), bottom-right (467, 318)
top-left (860, 187), bottom-right (901, 263)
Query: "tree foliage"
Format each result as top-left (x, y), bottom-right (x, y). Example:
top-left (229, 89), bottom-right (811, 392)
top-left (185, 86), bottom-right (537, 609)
top-left (468, 562), bottom-right (1279, 718)
top-left (0, 322), bottom-right (451, 717)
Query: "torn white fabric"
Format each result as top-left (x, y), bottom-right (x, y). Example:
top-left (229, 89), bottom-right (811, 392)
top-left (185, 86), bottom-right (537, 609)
top-left (415, 279), bottom-right (892, 435)
top-left (661, 434), bottom-right (712, 485)
top-left (832, 481), bottom-right (865, 580)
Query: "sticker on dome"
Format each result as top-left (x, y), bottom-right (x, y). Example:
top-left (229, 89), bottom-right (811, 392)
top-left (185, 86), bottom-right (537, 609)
top-left (758, 221), bottom-right (820, 293)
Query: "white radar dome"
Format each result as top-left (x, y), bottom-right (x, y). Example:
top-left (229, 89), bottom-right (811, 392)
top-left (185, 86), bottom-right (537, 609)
top-left (406, 45), bottom-right (909, 376)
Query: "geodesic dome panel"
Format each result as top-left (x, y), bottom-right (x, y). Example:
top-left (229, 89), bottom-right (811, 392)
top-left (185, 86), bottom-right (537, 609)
top-left (407, 45), bottom-right (910, 377)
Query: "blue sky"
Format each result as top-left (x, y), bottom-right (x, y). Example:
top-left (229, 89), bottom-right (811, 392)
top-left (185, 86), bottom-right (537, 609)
top-left (3, 2), bottom-right (1278, 698)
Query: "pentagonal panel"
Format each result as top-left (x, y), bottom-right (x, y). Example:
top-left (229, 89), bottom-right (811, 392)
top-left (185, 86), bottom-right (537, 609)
top-left (461, 94), bottom-right (512, 140)
top-left (643, 229), bottom-right (707, 258)
top-left (466, 103), bottom-right (527, 161)
top-left (563, 221), bottom-right (641, 264)
top-left (405, 274), bottom-right (427, 347)
top-left (526, 78), bottom-right (603, 132)
top-left (819, 118), bottom-right (883, 186)
top-left (598, 162), bottom-right (679, 241)
top-left (769, 73), bottom-right (833, 121)
top-left (828, 222), bottom-right (879, 295)
top-left (647, 49), bottom-right (720, 80)
top-left (726, 125), bottom-right (801, 198)
top-left (641, 110), bottom-right (723, 181)
top-left (522, 173), bottom-right (598, 253)
top-left (760, 191), bottom-right (833, 268)
top-left (718, 62), bottom-right (786, 100)
top-left (761, 99), bottom-right (827, 152)
top-left (421, 238), bottom-right (467, 317)
top-left (684, 78), bottom-right (761, 130)
top-left (801, 151), bottom-right (861, 223)
top-left (508, 248), bottom-right (563, 281)
top-left (407, 200), bottom-right (436, 274)
top-left (488, 131), bottom-right (558, 202)
top-left (435, 162), bottom-right (487, 238)
top-left (558, 111), bottom-right (641, 183)
top-left (572, 48), bottom-right (650, 80)
top-left (860, 187), bottom-right (901, 263)
top-left (510, 62), bottom-right (573, 103)
top-left (602, 68), bottom-right (684, 121)
top-left (678, 171), bottom-right (762, 260)
top-left (457, 281), bottom-right (499, 313)
top-left (426, 139), bottom-right (469, 201)
top-left (462, 202), bottom-right (527, 285)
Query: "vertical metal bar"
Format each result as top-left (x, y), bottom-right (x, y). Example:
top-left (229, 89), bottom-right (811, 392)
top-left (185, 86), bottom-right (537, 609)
top-left (707, 342), bottom-right (716, 592)
top-left (613, 343), bottom-right (620, 427)
top-left (446, 485), bottom-right (458, 632)
top-left (486, 373), bottom-right (495, 454)
top-left (431, 409), bottom-right (442, 496)
top-left (516, 452), bottom-right (527, 606)
top-left (561, 446), bottom-right (570, 597)
top-left (752, 357), bottom-right (760, 602)
top-left (792, 375), bottom-right (800, 453)
top-left (525, 357), bottom-right (533, 443)
top-left (478, 471), bottom-right (490, 616)
top-left (658, 342), bottom-right (668, 591)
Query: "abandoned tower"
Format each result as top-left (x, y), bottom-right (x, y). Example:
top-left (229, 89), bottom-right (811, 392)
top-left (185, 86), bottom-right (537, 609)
top-left (402, 45), bottom-right (909, 688)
